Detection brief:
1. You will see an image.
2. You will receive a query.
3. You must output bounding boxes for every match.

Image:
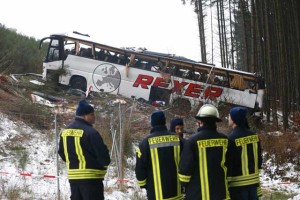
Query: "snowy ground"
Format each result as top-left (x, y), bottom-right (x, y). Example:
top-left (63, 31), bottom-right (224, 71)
top-left (0, 113), bottom-right (299, 199)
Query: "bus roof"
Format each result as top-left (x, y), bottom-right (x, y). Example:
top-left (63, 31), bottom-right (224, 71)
top-left (47, 31), bottom-right (258, 80)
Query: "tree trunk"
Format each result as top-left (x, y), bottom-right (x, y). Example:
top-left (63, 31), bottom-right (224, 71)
top-left (196, 0), bottom-right (207, 63)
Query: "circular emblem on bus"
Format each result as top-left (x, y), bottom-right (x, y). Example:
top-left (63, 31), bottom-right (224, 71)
top-left (92, 63), bottom-right (121, 93)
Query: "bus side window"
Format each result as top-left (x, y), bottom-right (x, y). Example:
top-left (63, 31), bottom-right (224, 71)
top-left (48, 48), bottom-right (59, 61)
top-left (148, 61), bottom-right (160, 72)
top-left (79, 48), bottom-right (93, 58)
top-left (64, 41), bottom-right (76, 58)
top-left (200, 73), bottom-right (207, 82)
top-left (220, 76), bottom-right (229, 87)
top-left (87, 48), bottom-right (93, 58)
top-left (194, 72), bottom-right (200, 81)
top-left (184, 69), bottom-right (194, 79)
top-left (151, 62), bottom-right (162, 72)
top-left (213, 76), bottom-right (221, 85)
top-left (108, 53), bottom-right (119, 63)
top-left (133, 59), bottom-right (141, 68)
top-left (79, 48), bottom-right (86, 57)
top-left (104, 51), bottom-right (111, 61)
top-left (210, 73), bottom-right (228, 87)
top-left (70, 47), bottom-right (76, 55)
top-left (144, 60), bottom-right (154, 71)
top-left (118, 54), bottom-right (128, 65)
top-left (169, 65), bottom-right (180, 77)
top-left (140, 61), bottom-right (147, 69)
top-left (97, 49), bottom-right (106, 61)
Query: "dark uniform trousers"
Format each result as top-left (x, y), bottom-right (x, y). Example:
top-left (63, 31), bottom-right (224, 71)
top-left (229, 185), bottom-right (258, 200)
top-left (70, 181), bottom-right (104, 200)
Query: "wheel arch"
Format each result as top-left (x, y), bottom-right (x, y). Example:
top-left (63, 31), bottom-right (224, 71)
top-left (69, 75), bottom-right (87, 92)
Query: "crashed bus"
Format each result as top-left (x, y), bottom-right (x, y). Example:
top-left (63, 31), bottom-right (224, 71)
top-left (39, 31), bottom-right (264, 113)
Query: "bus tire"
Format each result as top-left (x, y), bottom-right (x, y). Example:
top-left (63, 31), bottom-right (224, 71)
top-left (70, 76), bottom-right (87, 92)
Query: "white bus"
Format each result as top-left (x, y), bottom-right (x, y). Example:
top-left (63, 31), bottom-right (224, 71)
top-left (39, 31), bottom-right (264, 112)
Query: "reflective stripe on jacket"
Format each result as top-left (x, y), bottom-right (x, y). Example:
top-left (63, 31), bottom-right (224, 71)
top-left (178, 126), bottom-right (230, 200)
top-left (226, 126), bottom-right (262, 189)
top-left (58, 117), bottom-right (110, 183)
top-left (135, 125), bottom-right (184, 200)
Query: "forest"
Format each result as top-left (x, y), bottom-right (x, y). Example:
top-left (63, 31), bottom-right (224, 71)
top-left (182, 0), bottom-right (300, 129)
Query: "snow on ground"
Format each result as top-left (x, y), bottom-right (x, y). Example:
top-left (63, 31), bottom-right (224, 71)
top-left (0, 113), bottom-right (146, 199)
top-left (0, 113), bottom-right (299, 199)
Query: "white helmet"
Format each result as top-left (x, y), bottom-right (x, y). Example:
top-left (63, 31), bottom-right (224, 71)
top-left (195, 104), bottom-right (222, 122)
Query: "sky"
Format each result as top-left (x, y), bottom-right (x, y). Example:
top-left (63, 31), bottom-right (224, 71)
top-left (0, 0), bottom-right (202, 62)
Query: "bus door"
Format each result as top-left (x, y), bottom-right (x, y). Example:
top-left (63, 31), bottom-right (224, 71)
top-left (39, 37), bottom-right (64, 81)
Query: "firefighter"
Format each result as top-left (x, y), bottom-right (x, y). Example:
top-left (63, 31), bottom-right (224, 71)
top-left (135, 110), bottom-right (184, 200)
top-left (58, 100), bottom-right (111, 200)
top-left (227, 107), bottom-right (263, 200)
top-left (178, 104), bottom-right (230, 200)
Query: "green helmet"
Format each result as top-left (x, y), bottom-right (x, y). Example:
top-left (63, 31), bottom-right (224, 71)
top-left (195, 104), bottom-right (222, 122)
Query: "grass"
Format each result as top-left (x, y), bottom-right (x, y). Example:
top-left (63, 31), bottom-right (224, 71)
top-left (8, 144), bottom-right (28, 171)
top-left (261, 190), bottom-right (297, 200)
top-left (0, 177), bottom-right (34, 200)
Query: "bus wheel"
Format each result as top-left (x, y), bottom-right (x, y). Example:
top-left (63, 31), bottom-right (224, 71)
top-left (171, 98), bottom-right (191, 116)
top-left (70, 76), bottom-right (87, 92)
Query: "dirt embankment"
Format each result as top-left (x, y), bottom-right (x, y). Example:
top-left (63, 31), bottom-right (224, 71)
top-left (0, 75), bottom-right (23, 111)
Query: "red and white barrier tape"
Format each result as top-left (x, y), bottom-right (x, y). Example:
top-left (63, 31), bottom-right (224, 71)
top-left (116, 179), bottom-right (129, 183)
top-left (0, 171), bottom-right (59, 179)
top-left (0, 172), bottom-right (135, 183)
top-left (278, 181), bottom-right (291, 184)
